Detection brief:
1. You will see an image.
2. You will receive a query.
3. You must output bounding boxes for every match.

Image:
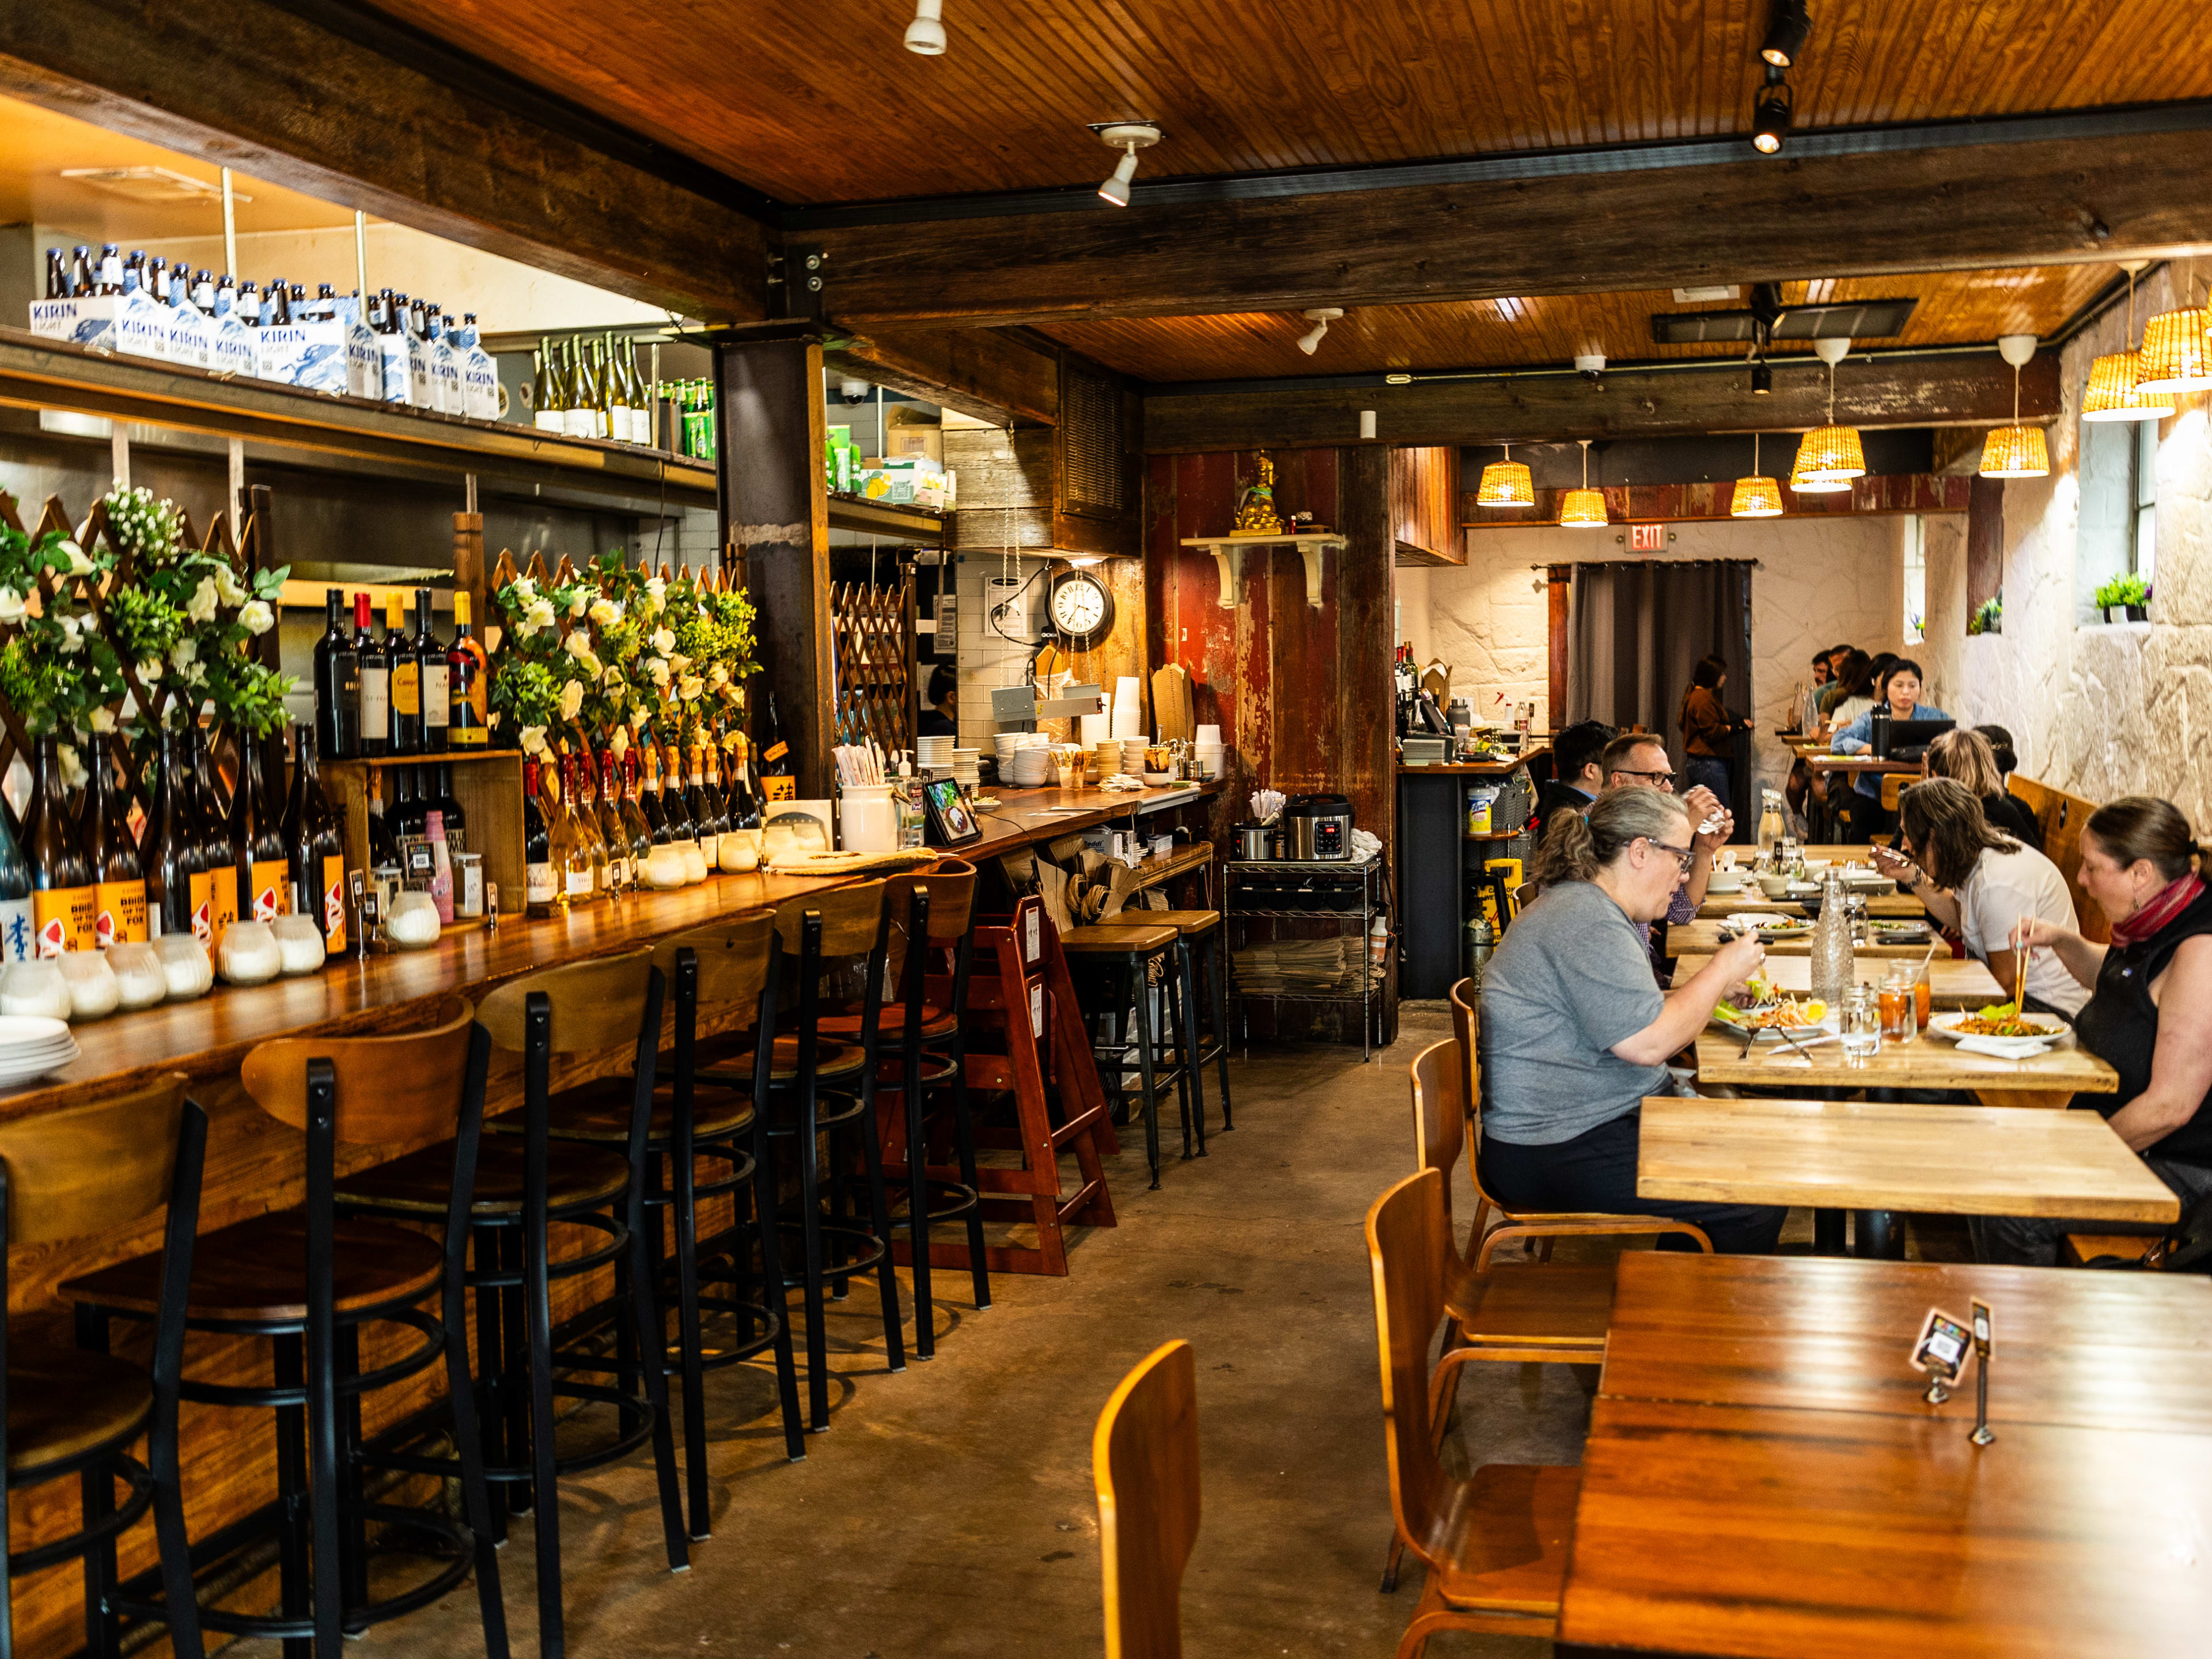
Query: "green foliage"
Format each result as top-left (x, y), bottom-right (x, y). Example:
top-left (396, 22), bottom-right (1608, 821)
top-left (1968, 595), bottom-right (2003, 637)
top-left (2092, 572), bottom-right (2150, 611)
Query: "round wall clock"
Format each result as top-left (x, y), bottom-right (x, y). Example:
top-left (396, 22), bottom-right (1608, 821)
top-left (1048, 568), bottom-right (1116, 649)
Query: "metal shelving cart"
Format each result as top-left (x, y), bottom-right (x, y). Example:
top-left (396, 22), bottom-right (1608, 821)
top-left (1224, 854), bottom-right (1392, 1060)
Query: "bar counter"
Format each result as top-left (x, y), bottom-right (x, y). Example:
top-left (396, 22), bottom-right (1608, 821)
top-left (2, 778), bottom-right (1214, 1656)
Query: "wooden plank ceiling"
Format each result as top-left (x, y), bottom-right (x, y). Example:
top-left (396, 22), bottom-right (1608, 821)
top-left (1049, 266), bottom-right (2121, 382)
top-left (363, 1), bottom-right (2212, 206)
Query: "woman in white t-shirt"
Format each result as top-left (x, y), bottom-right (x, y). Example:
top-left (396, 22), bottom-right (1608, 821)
top-left (1877, 778), bottom-right (2089, 1016)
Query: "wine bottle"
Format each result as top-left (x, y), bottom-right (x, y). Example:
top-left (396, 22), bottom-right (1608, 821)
top-left (384, 593), bottom-right (421, 755)
top-left (727, 732), bottom-right (763, 830)
top-left (315, 588), bottom-right (362, 760)
top-left (238, 732), bottom-right (290, 922)
top-left (604, 334), bottom-right (631, 442)
top-left (355, 592), bottom-right (388, 758)
top-left (639, 740), bottom-right (669, 840)
top-left (757, 694), bottom-right (796, 801)
top-left (574, 755), bottom-right (609, 895)
top-left (139, 726), bottom-right (200, 942)
top-left (661, 743), bottom-right (696, 840)
top-left (416, 588), bottom-right (450, 754)
top-left (704, 743), bottom-right (732, 837)
top-left (26, 735), bottom-right (97, 957)
top-left (559, 755), bottom-right (594, 904)
top-left (596, 751), bottom-right (630, 891)
top-left (393, 764), bottom-right (427, 840)
top-left (446, 590), bottom-right (488, 748)
top-left (532, 343), bottom-right (562, 433)
top-left (0, 782), bottom-right (34, 963)
top-left (523, 759), bottom-right (556, 916)
top-left (433, 763), bottom-right (467, 857)
top-left (179, 725), bottom-right (219, 947)
top-left (285, 724), bottom-right (346, 950)
top-left (368, 770), bottom-right (401, 872)
top-left (618, 749), bottom-right (653, 875)
top-left (81, 746), bottom-right (149, 946)
top-left (195, 729), bottom-right (240, 953)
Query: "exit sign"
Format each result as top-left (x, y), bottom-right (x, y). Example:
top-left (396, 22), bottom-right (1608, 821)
top-left (1629, 522), bottom-right (1666, 552)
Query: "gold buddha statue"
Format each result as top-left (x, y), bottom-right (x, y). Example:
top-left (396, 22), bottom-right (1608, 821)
top-left (1231, 453), bottom-right (1286, 536)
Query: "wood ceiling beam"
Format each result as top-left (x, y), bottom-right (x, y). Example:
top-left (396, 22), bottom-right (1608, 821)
top-left (811, 125), bottom-right (2212, 328)
top-left (1141, 353), bottom-right (2060, 454)
top-left (823, 328), bottom-right (1059, 427)
top-left (0, 0), bottom-right (771, 323)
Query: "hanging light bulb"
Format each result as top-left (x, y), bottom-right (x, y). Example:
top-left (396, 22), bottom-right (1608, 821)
top-left (2085, 266), bottom-right (2176, 421)
top-left (1795, 338), bottom-right (1866, 482)
top-left (1560, 438), bottom-right (1608, 527)
top-left (1979, 335), bottom-right (2050, 479)
top-left (1476, 442), bottom-right (1535, 507)
top-left (1731, 432), bottom-right (1784, 517)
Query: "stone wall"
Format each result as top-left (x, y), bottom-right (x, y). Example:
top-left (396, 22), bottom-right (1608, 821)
top-left (1414, 514), bottom-right (1913, 797)
top-left (1918, 265), bottom-right (2212, 827)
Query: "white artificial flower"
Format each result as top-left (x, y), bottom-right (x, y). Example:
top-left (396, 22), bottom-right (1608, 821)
top-left (558, 680), bottom-right (584, 722)
top-left (510, 576), bottom-right (537, 601)
top-left (588, 597), bottom-right (621, 627)
top-left (56, 743), bottom-right (86, 789)
top-left (630, 706), bottom-right (650, 729)
top-left (610, 726), bottom-right (629, 757)
top-left (185, 575), bottom-right (219, 623)
top-left (0, 589), bottom-right (23, 625)
top-left (520, 725), bottom-right (549, 757)
top-left (524, 598), bottom-right (555, 632)
top-left (575, 649), bottom-right (603, 680)
top-left (644, 656), bottom-right (671, 688)
top-left (677, 674), bottom-right (703, 703)
top-left (645, 575), bottom-right (666, 606)
top-left (238, 599), bottom-right (274, 635)
top-left (184, 661), bottom-right (207, 687)
top-left (213, 565), bottom-right (248, 607)
top-left (563, 629), bottom-right (594, 661)
top-left (602, 664), bottom-right (625, 688)
top-left (89, 706), bottom-right (116, 733)
top-left (651, 627), bottom-right (675, 655)
top-left (707, 662), bottom-right (729, 687)
top-left (56, 619), bottom-right (84, 655)
top-left (567, 590), bottom-right (588, 619)
top-left (137, 658), bottom-right (162, 684)
top-left (61, 541), bottom-right (94, 576)
top-left (668, 652), bottom-right (692, 675)
top-left (170, 638), bottom-right (197, 671)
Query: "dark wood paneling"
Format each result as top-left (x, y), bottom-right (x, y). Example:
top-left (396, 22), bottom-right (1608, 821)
top-left (824, 328), bottom-right (1059, 427)
top-left (1049, 267), bottom-right (2118, 382)
top-left (1548, 566), bottom-right (1570, 732)
top-left (1146, 353), bottom-right (2061, 454)
top-left (1460, 474), bottom-right (1974, 527)
top-left (0, 0), bottom-right (769, 321)
top-left (360, 0), bottom-right (2212, 204)
top-left (1391, 446), bottom-right (1461, 566)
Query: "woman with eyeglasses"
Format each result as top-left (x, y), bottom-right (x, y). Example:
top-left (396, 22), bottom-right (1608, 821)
top-left (1477, 787), bottom-right (1785, 1253)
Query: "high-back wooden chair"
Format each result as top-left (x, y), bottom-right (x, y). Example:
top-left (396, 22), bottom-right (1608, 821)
top-left (2, 1077), bottom-right (206, 1659)
top-left (1093, 1340), bottom-right (1200, 1659)
top-left (2009, 773), bottom-right (2111, 942)
top-left (1368, 1169), bottom-right (1577, 1655)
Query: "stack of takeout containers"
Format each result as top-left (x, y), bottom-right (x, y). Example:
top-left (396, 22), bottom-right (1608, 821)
top-left (1194, 724), bottom-right (1225, 780)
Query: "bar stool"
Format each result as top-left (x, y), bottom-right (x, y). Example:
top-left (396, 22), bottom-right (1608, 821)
top-left (63, 1002), bottom-right (509, 1659)
top-left (520, 914), bottom-right (805, 1541)
top-left (1099, 905), bottom-right (1235, 1134)
top-left (820, 863), bottom-right (990, 1361)
top-left (1059, 922), bottom-right (1187, 1188)
top-left (693, 881), bottom-right (904, 1431)
top-left (330, 955), bottom-right (687, 1659)
top-left (3, 1077), bottom-right (205, 1659)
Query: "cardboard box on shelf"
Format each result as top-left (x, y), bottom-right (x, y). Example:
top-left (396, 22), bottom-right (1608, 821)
top-left (29, 293), bottom-right (171, 361)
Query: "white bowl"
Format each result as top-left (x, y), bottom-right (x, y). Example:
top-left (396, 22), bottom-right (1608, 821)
top-left (271, 915), bottom-right (328, 975)
top-left (0, 961), bottom-right (72, 1021)
top-left (59, 950), bottom-right (121, 1018)
top-left (153, 934), bottom-right (214, 999)
top-left (106, 941), bottom-right (169, 1009)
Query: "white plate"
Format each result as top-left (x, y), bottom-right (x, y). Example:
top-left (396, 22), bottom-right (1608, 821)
top-left (1710, 1013), bottom-right (1826, 1043)
top-left (1926, 1011), bottom-right (2072, 1048)
top-left (0, 1014), bottom-right (71, 1047)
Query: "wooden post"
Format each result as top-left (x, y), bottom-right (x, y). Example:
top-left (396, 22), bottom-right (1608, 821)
top-left (451, 510), bottom-right (485, 632)
top-left (713, 324), bottom-right (832, 800)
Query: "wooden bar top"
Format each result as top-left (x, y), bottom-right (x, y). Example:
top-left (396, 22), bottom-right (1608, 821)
top-left (1, 778), bottom-right (1217, 1122)
top-left (1395, 746), bottom-right (1548, 774)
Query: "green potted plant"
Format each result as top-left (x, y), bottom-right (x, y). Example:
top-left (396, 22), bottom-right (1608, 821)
top-left (1968, 595), bottom-right (2003, 637)
top-left (2092, 572), bottom-right (2150, 623)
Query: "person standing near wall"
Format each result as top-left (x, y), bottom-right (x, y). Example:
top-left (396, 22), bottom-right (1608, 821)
top-left (1678, 654), bottom-right (1743, 808)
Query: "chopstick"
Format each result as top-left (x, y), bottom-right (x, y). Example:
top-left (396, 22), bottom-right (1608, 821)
top-left (2014, 915), bottom-right (2029, 1010)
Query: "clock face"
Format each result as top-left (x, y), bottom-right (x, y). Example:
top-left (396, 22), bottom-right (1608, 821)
top-left (1050, 572), bottom-right (1113, 642)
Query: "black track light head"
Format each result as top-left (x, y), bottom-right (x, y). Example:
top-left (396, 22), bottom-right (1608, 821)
top-left (1752, 69), bottom-right (1793, 156)
top-left (1761, 0), bottom-right (1810, 69)
top-left (1752, 362), bottom-right (1773, 395)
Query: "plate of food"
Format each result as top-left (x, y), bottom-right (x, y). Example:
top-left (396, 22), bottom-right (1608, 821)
top-left (1926, 1003), bottom-right (2073, 1056)
top-left (1867, 919), bottom-right (1931, 942)
top-left (1710, 987), bottom-right (1829, 1041)
top-left (1724, 912), bottom-right (1811, 938)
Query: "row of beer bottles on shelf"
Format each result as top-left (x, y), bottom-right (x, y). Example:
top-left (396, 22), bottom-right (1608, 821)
top-left (0, 719), bottom-right (348, 964)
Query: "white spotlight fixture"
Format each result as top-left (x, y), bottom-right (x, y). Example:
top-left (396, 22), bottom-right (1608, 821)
top-left (1091, 122), bottom-right (1163, 206)
top-left (904, 0), bottom-right (946, 55)
top-left (1297, 308), bottom-right (1343, 355)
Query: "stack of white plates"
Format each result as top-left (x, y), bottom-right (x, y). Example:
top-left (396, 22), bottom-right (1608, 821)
top-left (951, 747), bottom-right (980, 787)
top-left (1096, 738), bottom-right (1126, 776)
top-left (916, 735), bottom-right (954, 769)
top-left (0, 1015), bottom-right (79, 1088)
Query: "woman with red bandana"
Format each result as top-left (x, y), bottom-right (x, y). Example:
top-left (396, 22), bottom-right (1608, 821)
top-left (1986, 796), bottom-right (2212, 1264)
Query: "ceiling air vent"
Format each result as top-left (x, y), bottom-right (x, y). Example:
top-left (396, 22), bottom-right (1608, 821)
top-left (1650, 297), bottom-right (1918, 344)
top-left (1059, 363), bottom-right (1122, 517)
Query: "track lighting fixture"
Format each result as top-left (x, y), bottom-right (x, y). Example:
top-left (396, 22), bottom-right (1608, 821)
top-left (1752, 67), bottom-right (1792, 155)
top-left (1090, 122), bottom-right (1163, 207)
top-left (1575, 353), bottom-right (1606, 385)
top-left (1751, 362), bottom-right (1773, 395)
top-left (1296, 308), bottom-right (1343, 356)
top-left (1760, 0), bottom-right (1810, 68)
top-left (903, 0), bottom-right (946, 55)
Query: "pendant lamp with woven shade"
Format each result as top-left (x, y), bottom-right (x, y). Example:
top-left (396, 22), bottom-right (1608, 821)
top-left (1979, 335), bottom-right (2050, 479)
top-left (1788, 445), bottom-right (1851, 494)
top-left (2135, 302), bottom-right (2212, 393)
top-left (1731, 433), bottom-right (1783, 517)
top-left (2084, 267), bottom-right (2174, 422)
top-left (1476, 442), bottom-right (1535, 507)
top-left (1559, 438), bottom-right (1608, 527)
top-left (1796, 339), bottom-right (1866, 482)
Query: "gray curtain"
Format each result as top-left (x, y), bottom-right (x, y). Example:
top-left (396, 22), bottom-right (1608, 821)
top-left (1565, 560), bottom-right (1754, 828)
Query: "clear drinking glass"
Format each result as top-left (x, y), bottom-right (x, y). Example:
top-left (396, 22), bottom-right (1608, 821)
top-left (1841, 983), bottom-right (1882, 1058)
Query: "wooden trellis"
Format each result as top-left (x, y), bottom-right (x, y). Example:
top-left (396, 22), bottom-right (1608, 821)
top-left (0, 487), bottom-right (270, 832)
top-left (830, 576), bottom-right (915, 757)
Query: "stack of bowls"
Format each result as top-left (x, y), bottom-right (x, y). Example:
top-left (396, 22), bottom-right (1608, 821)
top-left (1120, 737), bottom-right (1149, 777)
top-left (916, 734), bottom-right (955, 770)
top-left (1096, 737), bottom-right (1126, 777)
top-left (1001, 733), bottom-right (1052, 786)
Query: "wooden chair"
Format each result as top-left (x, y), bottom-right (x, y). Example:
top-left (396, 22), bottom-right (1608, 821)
top-left (3, 1077), bottom-right (206, 1659)
top-left (1093, 1340), bottom-right (1199, 1659)
top-left (2010, 774), bottom-right (2111, 942)
top-left (1368, 1168), bottom-right (1578, 1656)
top-left (1880, 772), bottom-right (1908, 813)
top-left (66, 1005), bottom-right (511, 1659)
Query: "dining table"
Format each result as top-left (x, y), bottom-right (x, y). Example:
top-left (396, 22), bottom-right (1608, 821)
top-left (1695, 889), bottom-right (1925, 919)
top-left (1690, 1022), bottom-right (2116, 1114)
top-left (1555, 1252), bottom-right (2212, 1659)
top-left (1669, 919), bottom-right (1934, 957)
top-left (1672, 952), bottom-right (2002, 1006)
top-left (1635, 1094), bottom-right (2177, 1258)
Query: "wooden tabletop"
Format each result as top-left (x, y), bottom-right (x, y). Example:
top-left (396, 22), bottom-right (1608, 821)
top-left (1557, 1253), bottom-right (2212, 1659)
top-left (1675, 953), bottom-right (2000, 1005)
top-left (1636, 1096), bottom-right (2179, 1221)
top-left (1692, 1022), bottom-right (2118, 1110)
top-left (1696, 892), bottom-right (1924, 918)
top-left (1802, 753), bottom-right (1925, 775)
top-left (1669, 919), bottom-right (1934, 957)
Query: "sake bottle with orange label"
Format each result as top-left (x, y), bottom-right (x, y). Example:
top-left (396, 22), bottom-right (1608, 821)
top-left (0, 786), bottom-right (33, 964)
top-left (80, 742), bottom-right (148, 946)
top-left (282, 723), bottom-right (347, 952)
top-left (141, 725), bottom-right (203, 941)
top-left (25, 734), bottom-right (96, 956)
top-left (193, 725), bottom-right (239, 952)
top-left (240, 731), bottom-right (290, 923)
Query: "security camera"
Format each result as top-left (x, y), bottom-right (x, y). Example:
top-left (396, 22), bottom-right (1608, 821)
top-left (838, 376), bottom-right (870, 404)
top-left (1575, 353), bottom-right (1606, 385)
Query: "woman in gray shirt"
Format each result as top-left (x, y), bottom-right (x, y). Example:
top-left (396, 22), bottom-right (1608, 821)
top-left (1477, 787), bottom-right (1785, 1253)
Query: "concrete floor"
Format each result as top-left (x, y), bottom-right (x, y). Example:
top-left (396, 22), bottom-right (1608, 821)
top-left (363, 1004), bottom-right (1584, 1659)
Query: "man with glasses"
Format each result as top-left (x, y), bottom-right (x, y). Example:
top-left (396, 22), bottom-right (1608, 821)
top-left (1597, 732), bottom-right (1734, 961)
